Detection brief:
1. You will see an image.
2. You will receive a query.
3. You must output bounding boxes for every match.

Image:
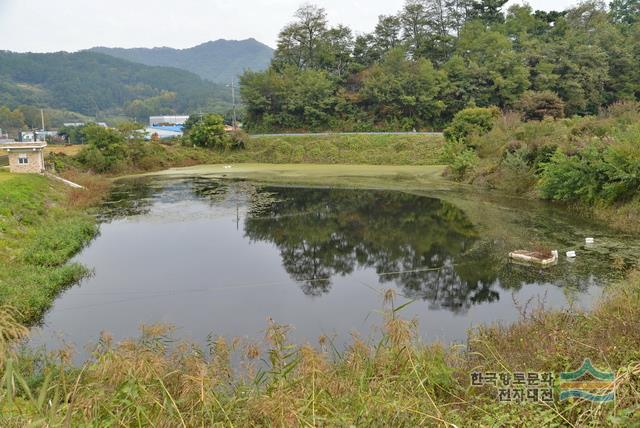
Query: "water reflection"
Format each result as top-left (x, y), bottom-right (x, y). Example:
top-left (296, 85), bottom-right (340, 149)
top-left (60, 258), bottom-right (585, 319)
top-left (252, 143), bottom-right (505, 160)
top-left (94, 177), bottom-right (612, 315)
top-left (243, 188), bottom-right (505, 311)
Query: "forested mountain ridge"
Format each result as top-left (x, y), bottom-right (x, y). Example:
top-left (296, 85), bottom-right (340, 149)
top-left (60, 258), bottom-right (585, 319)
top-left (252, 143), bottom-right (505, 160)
top-left (240, 1), bottom-right (640, 132)
top-left (0, 50), bottom-right (232, 123)
top-left (90, 39), bottom-right (274, 84)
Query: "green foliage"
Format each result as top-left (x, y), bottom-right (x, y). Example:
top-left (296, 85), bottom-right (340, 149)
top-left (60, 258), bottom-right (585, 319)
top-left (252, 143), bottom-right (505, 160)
top-left (76, 125), bottom-right (128, 173)
top-left (0, 51), bottom-right (232, 117)
top-left (241, 66), bottom-right (336, 131)
top-left (358, 48), bottom-right (446, 130)
top-left (441, 139), bottom-right (478, 180)
top-left (516, 90), bottom-right (565, 121)
top-left (539, 140), bottom-right (640, 204)
top-left (0, 173), bottom-right (97, 324)
top-left (187, 114), bottom-right (228, 149)
top-left (241, 2), bottom-right (640, 132)
top-left (445, 101), bottom-right (640, 209)
top-left (443, 107), bottom-right (500, 144)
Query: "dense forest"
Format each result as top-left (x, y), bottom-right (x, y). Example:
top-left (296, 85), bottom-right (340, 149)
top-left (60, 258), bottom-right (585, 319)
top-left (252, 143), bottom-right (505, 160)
top-left (90, 39), bottom-right (274, 84)
top-left (0, 51), bottom-right (232, 131)
top-left (240, 0), bottom-right (640, 132)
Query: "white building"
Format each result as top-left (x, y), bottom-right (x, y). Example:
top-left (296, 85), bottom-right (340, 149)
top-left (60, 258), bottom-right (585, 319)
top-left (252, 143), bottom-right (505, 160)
top-left (149, 115), bottom-right (189, 126)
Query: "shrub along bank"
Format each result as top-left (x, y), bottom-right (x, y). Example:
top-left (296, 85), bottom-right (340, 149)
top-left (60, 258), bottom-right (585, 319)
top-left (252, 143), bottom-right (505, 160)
top-left (442, 101), bottom-right (640, 232)
top-left (49, 129), bottom-right (445, 176)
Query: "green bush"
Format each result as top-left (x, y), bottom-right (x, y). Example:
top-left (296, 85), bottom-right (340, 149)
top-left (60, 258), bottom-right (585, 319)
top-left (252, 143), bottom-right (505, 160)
top-left (516, 90), bottom-right (565, 121)
top-left (187, 113), bottom-right (227, 148)
top-left (441, 139), bottom-right (478, 180)
top-left (538, 142), bottom-right (640, 204)
top-left (443, 107), bottom-right (500, 145)
top-left (75, 124), bottom-right (128, 173)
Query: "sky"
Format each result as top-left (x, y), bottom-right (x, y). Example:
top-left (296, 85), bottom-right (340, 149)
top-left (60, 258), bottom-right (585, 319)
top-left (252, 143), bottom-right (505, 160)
top-left (0, 0), bottom-right (579, 52)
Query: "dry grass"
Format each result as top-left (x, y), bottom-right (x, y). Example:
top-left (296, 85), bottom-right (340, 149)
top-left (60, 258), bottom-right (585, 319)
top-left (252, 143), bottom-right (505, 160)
top-left (1, 273), bottom-right (639, 426)
top-left (59, 169), bottom-right (112, 209)
top-left (45, 145), bottom-right (83, 156)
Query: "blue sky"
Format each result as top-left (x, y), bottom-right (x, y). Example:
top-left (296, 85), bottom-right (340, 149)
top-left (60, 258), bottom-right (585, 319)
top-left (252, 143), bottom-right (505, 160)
top-left (0, 0), bottom-right (580, 52)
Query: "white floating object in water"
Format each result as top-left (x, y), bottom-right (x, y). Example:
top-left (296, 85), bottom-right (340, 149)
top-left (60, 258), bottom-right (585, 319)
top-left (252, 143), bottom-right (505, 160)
top-left (223, 165), bottom-right (232, 169)
top-left (566, 250), bottom-right (577, 258)
top-left (585, 237), bottom-right (595, 244)
top-left (509, 250), bottom-right (558, 267)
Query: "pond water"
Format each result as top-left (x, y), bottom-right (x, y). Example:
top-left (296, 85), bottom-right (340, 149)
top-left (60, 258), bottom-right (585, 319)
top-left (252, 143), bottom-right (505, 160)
top-left (29, 176), bottom-right (637, 359)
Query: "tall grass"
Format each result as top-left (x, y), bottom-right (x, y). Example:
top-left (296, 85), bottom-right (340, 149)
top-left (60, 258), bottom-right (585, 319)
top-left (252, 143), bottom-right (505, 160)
top-left (1, 273), bottom-right (639, 426)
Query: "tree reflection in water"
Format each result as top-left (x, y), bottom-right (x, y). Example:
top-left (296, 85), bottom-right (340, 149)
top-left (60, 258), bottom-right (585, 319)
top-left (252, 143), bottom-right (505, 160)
top-left (244, 187), bottom-right (502, 312)
top-left (97, 179), bottom-right (603, 314)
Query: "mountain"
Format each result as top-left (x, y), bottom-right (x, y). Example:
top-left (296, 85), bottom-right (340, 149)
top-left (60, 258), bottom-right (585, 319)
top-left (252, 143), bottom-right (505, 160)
top-left (89, 39), bottom-right (274, 84)
top-left (0, 50), bottom-right (232, 119)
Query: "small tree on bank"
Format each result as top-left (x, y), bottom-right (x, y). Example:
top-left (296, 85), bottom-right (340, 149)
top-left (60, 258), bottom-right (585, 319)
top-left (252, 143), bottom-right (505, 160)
top-left (187, 114), bottom-right (226, 148)
top-left (186, 113), bottom-right (246, 150)
top-left (516, 91), bottom-right (565, 121)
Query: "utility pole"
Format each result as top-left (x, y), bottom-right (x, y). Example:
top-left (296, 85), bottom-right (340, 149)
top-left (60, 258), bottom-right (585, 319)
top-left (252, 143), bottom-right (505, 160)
top-left (40, 109), bottom-right (45, 131)
top-left (231, 79), bottom-right (237, 130)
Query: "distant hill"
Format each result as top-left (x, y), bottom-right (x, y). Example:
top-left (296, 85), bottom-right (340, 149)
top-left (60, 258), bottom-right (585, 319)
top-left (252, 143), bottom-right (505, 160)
top-left (89, 39), bottom-right (274, 84)
top-left (0, 50), bottom-right (232, 119)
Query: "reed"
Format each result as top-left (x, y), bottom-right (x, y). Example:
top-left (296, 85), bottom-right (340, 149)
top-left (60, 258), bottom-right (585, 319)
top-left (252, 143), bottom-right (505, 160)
top-left (1, 273), bottom-right (638, 426)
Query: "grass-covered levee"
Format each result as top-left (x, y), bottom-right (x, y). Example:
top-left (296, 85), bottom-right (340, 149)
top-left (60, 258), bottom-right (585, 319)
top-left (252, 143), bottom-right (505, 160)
top-left (1, 270), bottom-right (639, 426)
top-left (0, 170), bottom-right (108, 324)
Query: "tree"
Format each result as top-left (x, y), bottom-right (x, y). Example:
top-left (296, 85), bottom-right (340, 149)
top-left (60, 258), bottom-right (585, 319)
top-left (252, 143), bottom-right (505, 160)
top-left (453, 21), bottom-right (529, 107)
top-left (374, 15), bottom-right (403, 52)
top-left (609, 0), bottom-right (640, 25)
top-left (400, 0), bottom-right (431, 58)
top-left (273, 4), bottom-right (329, 70)
top-left (0, 106), bottom-right (26, 134)
top-left (187, 114), bottom-right (227, 148)
top-left (76, 124), bottom-right (128, 173)
top-left (468, 0), bottom-right (508, 24)
top-left (443, 106), bottom-right (500, 144)
top-left (319, 25), bottom-right (354, 78)
top-left (359, 48), bottom-right (446, 129)
top-left (516, 91), bottom-right (565, 120)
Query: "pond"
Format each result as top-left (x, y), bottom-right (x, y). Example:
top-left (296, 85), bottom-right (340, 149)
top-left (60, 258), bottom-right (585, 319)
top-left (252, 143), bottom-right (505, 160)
top-left (29, 176), bottom-right (637, 359)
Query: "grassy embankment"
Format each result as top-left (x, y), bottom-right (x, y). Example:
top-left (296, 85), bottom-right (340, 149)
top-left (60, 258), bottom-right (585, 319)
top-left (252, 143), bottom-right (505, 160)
top-left (0, 170), bottom-right (108, 324)
top-left (445, 102), bottom-right (640, 233)
top-left (49, 133), bottom-right (445, 177)
top-left (0, 272), bottom-right (638, 426)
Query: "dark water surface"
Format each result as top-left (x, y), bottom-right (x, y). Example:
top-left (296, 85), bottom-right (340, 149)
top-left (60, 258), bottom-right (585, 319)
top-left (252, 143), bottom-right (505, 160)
top-left (29, 177), bottom-right (636, 359)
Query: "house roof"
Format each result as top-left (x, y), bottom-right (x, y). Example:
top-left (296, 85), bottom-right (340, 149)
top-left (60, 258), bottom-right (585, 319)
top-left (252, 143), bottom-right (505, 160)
top-left (0, 140), bottom-right (47, 151)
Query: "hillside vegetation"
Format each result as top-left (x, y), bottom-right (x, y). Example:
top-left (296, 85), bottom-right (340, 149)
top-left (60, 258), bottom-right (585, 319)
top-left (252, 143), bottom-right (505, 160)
top-left (0, 51), bottom-right (232, 121)
top-left (443, 101), bottom-right (640, 232)
top-left (90, 38), bottom-right (274, 84)
top-left (241, 2), bottom-right (639, 131)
